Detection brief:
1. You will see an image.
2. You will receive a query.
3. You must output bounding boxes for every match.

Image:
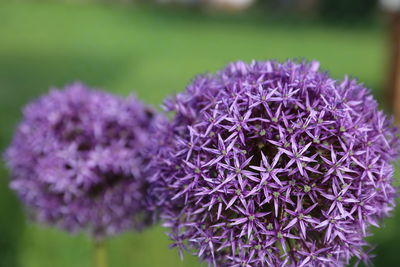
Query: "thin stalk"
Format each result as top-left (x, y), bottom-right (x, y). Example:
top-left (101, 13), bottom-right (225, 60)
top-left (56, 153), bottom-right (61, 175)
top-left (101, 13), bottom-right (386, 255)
top-left (94, 239), bottom-right (107, 267)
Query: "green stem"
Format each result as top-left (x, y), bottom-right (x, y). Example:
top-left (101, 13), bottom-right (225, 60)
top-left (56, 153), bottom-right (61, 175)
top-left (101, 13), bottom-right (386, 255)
top-left (94, 239), bottom-right (107, 267)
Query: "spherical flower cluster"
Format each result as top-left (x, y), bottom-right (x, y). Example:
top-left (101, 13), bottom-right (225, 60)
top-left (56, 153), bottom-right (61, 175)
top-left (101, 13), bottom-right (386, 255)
top-left (151, 60), bottom-right (400, 266)
top-left (5, 83), bottom-right (162, 238)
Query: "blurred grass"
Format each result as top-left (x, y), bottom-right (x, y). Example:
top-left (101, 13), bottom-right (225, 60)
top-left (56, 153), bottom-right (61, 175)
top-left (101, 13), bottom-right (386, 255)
top-left (0, 1), bottom-right (399, 266)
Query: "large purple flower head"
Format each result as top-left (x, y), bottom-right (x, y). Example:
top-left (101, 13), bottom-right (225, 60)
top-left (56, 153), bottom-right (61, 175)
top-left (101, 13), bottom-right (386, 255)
top-left (4, 83), bottom-right (162, 238)
top-left (151, 60), bottom-right (400, 266)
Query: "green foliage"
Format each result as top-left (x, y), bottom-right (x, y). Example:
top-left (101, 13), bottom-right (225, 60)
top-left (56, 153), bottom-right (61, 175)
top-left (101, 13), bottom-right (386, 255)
top-left (0, 168), bottom-right (23, 267)
top-left (319, 0), bottom-right (378, 23)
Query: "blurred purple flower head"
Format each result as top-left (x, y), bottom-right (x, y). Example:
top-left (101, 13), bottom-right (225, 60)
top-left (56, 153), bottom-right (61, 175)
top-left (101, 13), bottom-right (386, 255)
top-left (151, 60), bottom-right (400, 266)
top-left (4, 83), bottom-right (163, 238)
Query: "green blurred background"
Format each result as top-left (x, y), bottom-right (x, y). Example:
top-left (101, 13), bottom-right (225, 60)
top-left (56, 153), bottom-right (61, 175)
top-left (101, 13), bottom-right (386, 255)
top-left (1, 0), bottom-right (400, 266)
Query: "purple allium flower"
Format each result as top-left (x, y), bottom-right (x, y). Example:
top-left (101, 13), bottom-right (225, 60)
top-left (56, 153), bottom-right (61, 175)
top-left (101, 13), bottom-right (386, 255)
top-left (151, 60), bottom-right (400, 266)
top-left (4, 83), bottom-right (162, 238)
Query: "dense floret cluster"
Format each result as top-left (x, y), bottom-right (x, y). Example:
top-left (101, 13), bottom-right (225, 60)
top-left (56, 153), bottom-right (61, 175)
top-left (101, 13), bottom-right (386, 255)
top-left (151, 60), bottom-right (400, 266)
top-left (5, 83), bottom-right (162, 238)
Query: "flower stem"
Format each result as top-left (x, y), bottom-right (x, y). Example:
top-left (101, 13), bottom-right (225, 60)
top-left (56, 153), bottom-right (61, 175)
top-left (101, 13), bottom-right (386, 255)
top-left (94, 239), bottom-right (107, 267)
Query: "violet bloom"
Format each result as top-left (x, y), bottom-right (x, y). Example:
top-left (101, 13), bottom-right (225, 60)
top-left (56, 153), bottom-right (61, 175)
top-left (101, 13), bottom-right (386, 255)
top-left (151, 60), bottom-right (400, 266)
top-left (4, 83), bottom-right (162, 238)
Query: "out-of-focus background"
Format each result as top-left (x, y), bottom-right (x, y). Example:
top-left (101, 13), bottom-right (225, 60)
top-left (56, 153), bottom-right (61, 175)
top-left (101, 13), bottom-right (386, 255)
top-left (1, 0), bottom-right (400, 266)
